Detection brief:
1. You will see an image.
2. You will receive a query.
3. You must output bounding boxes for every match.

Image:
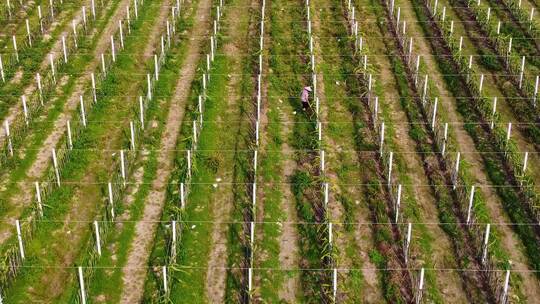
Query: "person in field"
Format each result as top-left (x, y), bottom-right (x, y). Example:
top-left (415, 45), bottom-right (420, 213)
top-left (301, 86), bottom-right (312, 110)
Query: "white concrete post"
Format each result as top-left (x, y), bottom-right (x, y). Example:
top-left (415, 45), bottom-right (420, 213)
top-left (110, 35), bottom-right (116, 62)
top-left (139, 96), bottom-right (144, 129)
top-left (120, 149), bottom-right (126, 185)
top-left (404, 222), bottom-right (411, 264)
top-left (62, 36), bottom-right (68, 63)
top-left (78, 266), bottom-right (87, 304)
top-left (15, 220), bottom-right (25, 259)
top-left (481, 224), bottom-right (491, 265)
top-left (94, 221), bottom-right (102, 256)
top-left (466, 185), bottom-right (475, 224)
top-left (491, 97), bottom-right (497, 129)
top-left (395, 184), bottom-right (402, 223)
top-left (108, 182), bottom-right (115, 219)
top-left (12, 35), bottom-right (19, 62)
top-left (21, 95), bottom-right (29, 126)
top-left (453, 152), bottom-right (460, 189)
top-left (80, 96), bottom-right (87, 127)
top-left (35, 182), bottom-right (43, 216)
top-left (67, 120), bottom-right (73, 150)
top-left (130, 121), bottom-right (136, 150)
top-left (52, 148), bottom-right (60, 186)
top-left (5, 121), bottom-right (13, 156)
top-left (387, 152), bottom-right (394, 186)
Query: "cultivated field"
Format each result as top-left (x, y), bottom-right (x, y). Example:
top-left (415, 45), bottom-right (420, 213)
top-left (0, 0), bottom-right (539, 302)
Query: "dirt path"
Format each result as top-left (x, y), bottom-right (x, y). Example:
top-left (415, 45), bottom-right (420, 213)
top-left (118, 0), bottom-right (212, 301)
top-left (276, 120), bottom-right (302, 302)
top-left (204, 0), bottom-right (259, 300)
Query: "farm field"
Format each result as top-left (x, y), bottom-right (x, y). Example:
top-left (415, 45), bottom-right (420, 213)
top-left (0, 0), bottom-right (539, 302)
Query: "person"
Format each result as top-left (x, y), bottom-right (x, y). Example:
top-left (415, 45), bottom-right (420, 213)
top-left (301, 86), bottom-right (312, 110)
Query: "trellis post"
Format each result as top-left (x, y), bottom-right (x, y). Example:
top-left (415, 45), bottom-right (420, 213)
top-left (505, 123), bottom-right (512, 157)
top-left (26, 19), bottom-right (32, 46)
top-left (481, 224), bottom-right (490, 265)
top-left (111, 35), bottom-right (116, 62)
top-left (172, 220), bottom-right (177, 262)
top-left (52, 148), bottom-right (60, 186)
top-left (35, 182), bottom-right (43, 216)
top-left (78, 266), bottom-right (87, 304)
top-left (91, 0), bottom-right (96, 19)
top-left (5, 121), bottom-right (13, 156)
top-left (101, 53), bottom-right (106, 74)
top-left (38, 6), bottom-right (43, 33)
top-left (82, 6), bottom-right (87, 30)
top-left (324, 182), bottom-right (329, 208)
top-left (162, 266), bottom-right (168, 293)
top-left (130, 121), bottom-right (136, 151)
top-left (108, 182), bottom-right (115, 219)
top-left (0, 55), bottom-right (4, 82)
top-left (533, 76), bottom-right (538, 107)
top-left (431, 97), bottom-right (438, 129)
top-left (62, 36), bottom-right (68, 63)
top-left (80, 96), bottom-right (87, 127)
top-left (519, 56), bottom-right (525, 89)
top-left (521, 152), bottom-right (529, 184)
top-left (139, 96), bottom-right (145, 128)
top-left (72, 21), bottom-right (78, 49)
top-left (332, 268), bottom-right (338, 301)
top-left (395, 184), bottom-right (402, 223)
top-left (415, 268), bottom-right (424, 304)
top-left (187, 150), bottom-right (192, 178)
top-left (67, 120), bottom-right (73, 150)
top-left (387, 152), bottom-right (394, 186)
top-left (119, 21), bottom-right (124, 49)
top-left (441, 122), bottom-right (448, 156)
top-left (147, 74), bottom-right (152, 100)
top-left (91, 73), bottom-right (97, 103)
top-left (379, 122), bottom-right (385, 156)
top-left (404, 222), bottom-right (411, 264)
top-left (37, 73), bottom-right (43, 105)
top-left (466, 186), bottom-right (475, 224)
top-left (453, 152), bottom-right (460, 190)
top-left (120, 149), bottom-right (126, 186)
top-left (490, 97), bottom-right (497, 129)
top-left (94, 221), bottom-right (102, 256)
top-left (16, 219), bottom-right (25, 259)
top-left (12, 36), bottom-right (19, 62)
top-left (22, 95), bottom-right (29, 126)
top-left (154, 54), bottom-right (159, 80)
top-left (501, 270), bottom-right (510, 304)
top-left (180, 182), bottom-right (185, 208)
top-left (320, 150), bottom-right (325, 172)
